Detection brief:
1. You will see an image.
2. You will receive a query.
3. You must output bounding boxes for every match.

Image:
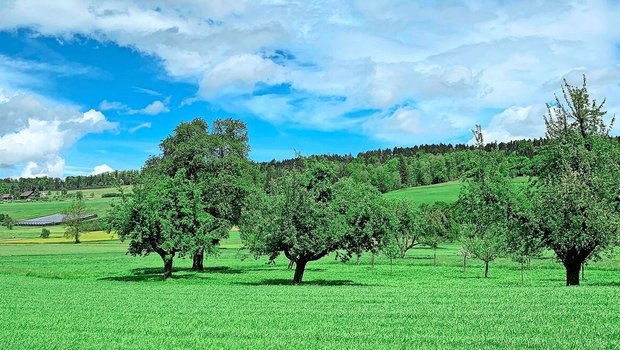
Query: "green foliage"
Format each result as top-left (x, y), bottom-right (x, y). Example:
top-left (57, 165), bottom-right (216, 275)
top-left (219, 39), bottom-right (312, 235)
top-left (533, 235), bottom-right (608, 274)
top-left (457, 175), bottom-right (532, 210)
top-left (151, 117), bottom-right (254, 271)
top-left (62, 199), bottom-right (88, 244)
top-left (530, 76), bottom-right (620, 286)
top-left (107, 171), bottom-right (228, 278)
top-left (0, 214), bottom-right (15, 230)
top-left (456, 126), bottom-right (513, 277)
top-left (242, 159), bottom-right (389, 283)
top-left (40, 228), bottom-right (51, 238)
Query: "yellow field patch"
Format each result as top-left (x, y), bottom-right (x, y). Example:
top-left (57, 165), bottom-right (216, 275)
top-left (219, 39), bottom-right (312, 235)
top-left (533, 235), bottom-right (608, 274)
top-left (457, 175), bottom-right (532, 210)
top-left (0, 231), bottom-right (119, 244)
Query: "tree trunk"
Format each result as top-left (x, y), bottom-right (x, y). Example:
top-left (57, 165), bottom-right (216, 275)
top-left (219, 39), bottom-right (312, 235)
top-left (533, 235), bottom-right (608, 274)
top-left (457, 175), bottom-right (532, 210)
top-left (192, 249), bottom-right (204, 271)
top-left (292, 259), bottom-right (308, 284)
top-left (288, 260), bottom-right (295, 270)
top-left (520, 262), bottom-right (524, 286)
top-left (355, 252), bottom-right (361, 265)
top-left (463, 254), bottom-right (467, 272)
top-left (581, 263), bottom-right (585, 281)
top-left (370, 253), bottom-right (375, 269)
top-left (564, 259), bottom-right (581, 286)
top-left (484, 261), bottom-right (489, 278)
top-left (162, 255), bottom-right (174, 279)
top-left (75, 231), bottom-right (80, 244)
top-left (433, 249), bottom-right (437, 266)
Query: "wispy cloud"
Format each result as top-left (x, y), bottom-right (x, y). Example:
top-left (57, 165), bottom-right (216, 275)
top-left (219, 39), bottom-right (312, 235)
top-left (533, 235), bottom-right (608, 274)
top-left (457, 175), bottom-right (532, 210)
top-left (99, 98), bottom-right (170, 116)
top-left (128, 122), bottom-right (152, 133)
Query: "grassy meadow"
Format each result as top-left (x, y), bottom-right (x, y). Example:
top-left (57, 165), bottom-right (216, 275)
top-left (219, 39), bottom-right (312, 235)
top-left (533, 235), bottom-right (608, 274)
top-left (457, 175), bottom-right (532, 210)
top-left (1, 182), bottom-right (620, 349)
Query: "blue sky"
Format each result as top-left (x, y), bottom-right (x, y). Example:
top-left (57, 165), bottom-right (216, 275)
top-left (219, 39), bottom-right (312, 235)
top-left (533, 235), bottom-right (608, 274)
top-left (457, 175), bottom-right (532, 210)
top-left (0, 1), bottom-right (619, 178)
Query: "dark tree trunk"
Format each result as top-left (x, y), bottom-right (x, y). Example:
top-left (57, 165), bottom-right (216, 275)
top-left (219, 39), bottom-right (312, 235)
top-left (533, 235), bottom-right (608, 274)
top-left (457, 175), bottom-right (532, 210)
top-left (292, 259), bottom-right (308, 284)
top-left (564, 259), bottom-right (582, 286)
top-left (355, 252), bottom-right (361, 265)
top-left (192, 249), bottom-right (204, 271)
top-left (484, 261), bottom-right (489, 278)
top-left (288, 260), bottom-right (295, 270)
top-left (433, 249), bottom-right (437, 266)
top-left (371, 253), bottom-right (375, 269)
top-left (162, 255), bottom-right (174, 279)
top-left (463, 254), bottom-right (467, 272)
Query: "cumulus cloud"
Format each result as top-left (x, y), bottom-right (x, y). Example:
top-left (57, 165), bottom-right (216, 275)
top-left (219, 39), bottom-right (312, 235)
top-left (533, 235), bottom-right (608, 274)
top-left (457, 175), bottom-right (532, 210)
top-left (0, 90), bottom-right (117, 178)
top-left (476, 105), bottom-right (548, 144)
top-left (1, 1), bottom-right (619, 144)
top-left (90, 164), bottom-right (114, 175)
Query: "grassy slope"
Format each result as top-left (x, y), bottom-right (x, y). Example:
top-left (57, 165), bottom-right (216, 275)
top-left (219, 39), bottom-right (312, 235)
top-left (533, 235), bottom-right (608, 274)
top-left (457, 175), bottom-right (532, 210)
top-left (384, 176), bottom-right (529, 206)
top-left (1, 180), bottom-right (620, 349)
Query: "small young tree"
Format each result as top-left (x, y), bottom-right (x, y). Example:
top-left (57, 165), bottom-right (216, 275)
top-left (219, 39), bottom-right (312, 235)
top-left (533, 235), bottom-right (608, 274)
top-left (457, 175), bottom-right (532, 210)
top-left (456, 126), bottom-right (511, 278)
top-left (62, 199), bottom-right (88, 244)
top-left (388, 199), bottom-right (423, 258)
top-left (40, 228), bottom-right (51, 238)
top-left (505, 190), bottom-right (545, 285)
top-left (419, 202), bottom-right (455, 266)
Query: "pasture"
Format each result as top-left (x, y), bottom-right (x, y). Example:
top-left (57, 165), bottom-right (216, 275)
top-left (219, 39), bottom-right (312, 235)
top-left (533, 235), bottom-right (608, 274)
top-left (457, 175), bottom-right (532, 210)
top-left (1, 235), bottom-right (620, 349)
top-left (1, 181), bottom-right (619, 349)
top-left (384, 176), bottom-right (529, 206)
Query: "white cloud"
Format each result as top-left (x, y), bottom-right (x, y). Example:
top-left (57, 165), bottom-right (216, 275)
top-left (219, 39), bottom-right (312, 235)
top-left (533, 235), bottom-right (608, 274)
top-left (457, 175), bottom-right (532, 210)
top-left (100, 98), bottom-right (169, 116)
top-left (0, 90), bottom-right (117, 177)
top-left (476, 105), bottom-right (547, 144)
top-left (138, 100), bottom-right (169, 115)
top-left (90, 164), bottom-right (114, 175)
top-left (0, 1), bottom-right (619, 144)
top-left (128, 122), bottom-right (152, 133)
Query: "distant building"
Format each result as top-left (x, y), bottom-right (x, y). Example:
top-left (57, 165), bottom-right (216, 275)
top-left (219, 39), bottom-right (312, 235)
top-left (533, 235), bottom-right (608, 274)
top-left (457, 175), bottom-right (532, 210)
top-left (19, 190), bottom-right (39, 200)
top-left (0, 194), bottom-right (13, 201)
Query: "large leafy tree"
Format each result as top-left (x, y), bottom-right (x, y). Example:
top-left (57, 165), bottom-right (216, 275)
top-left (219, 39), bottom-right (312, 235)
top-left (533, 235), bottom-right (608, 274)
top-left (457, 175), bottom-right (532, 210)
top-left (152, 117), bottom-right (253, 271)
top-left (107, 171), bottom-right (226, 279)
top-left (241, 160), bottom-right (386, 284)
top-left (457, 126), bottom-right (512, 278)
top-left (331, 178), bottom-right (395, 266)
top-left (530, 76), bottom-right (620, 286)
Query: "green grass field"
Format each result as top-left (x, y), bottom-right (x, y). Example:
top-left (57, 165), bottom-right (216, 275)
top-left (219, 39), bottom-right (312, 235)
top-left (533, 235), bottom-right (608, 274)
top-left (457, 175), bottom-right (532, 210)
top-left (1, 182), bottom-right (619, 349)
top-left (384, 176), bottom-right (529, 206)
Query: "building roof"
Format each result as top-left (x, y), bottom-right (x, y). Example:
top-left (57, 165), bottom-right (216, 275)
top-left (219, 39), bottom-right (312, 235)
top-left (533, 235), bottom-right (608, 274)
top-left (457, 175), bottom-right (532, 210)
top-left (16, 213), bottom-right (98, 226)
top-left (20, 191), bottom-right (35, 197)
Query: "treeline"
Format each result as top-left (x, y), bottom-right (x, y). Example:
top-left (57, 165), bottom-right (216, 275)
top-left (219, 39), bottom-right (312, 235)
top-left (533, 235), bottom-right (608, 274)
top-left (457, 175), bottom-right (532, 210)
top-left (260, 146), bottom-right (532, 193)
top-left (0, 170), bottom-right (140, 195)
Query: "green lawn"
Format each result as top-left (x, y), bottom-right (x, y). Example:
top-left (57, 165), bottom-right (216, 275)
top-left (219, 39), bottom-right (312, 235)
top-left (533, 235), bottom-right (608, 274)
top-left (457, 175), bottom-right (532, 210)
top-left (384, 176), bottom-right (529, 206)
top-left (1, 232), bottom-right (620, 349)
top-left (1, 179), bottom-right (619, 349)
top-left (0, 196), bottom-right (117, 220)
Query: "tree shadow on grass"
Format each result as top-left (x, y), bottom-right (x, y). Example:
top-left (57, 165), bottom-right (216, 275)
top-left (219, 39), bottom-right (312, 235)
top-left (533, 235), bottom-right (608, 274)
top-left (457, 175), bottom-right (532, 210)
top-left (130, 266), bottom-right (244, 275)
top-left (583, 281), bottom-right (620, 287)
top-left (235, 278), bottom-right (373, 286)
top-left (100, 265), bottom-right (245, 282)
top-left (100, 274), bottom-right (199, 282)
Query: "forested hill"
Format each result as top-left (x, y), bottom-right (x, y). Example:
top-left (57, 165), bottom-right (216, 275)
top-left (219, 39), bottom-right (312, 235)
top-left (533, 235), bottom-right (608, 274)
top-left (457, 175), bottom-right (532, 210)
top-left (0, 137), bottom-right (544, 195)
top-left (0, 170), bottom-right (140, 195)
top-left (259, 137), bottom-right (542, 193)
